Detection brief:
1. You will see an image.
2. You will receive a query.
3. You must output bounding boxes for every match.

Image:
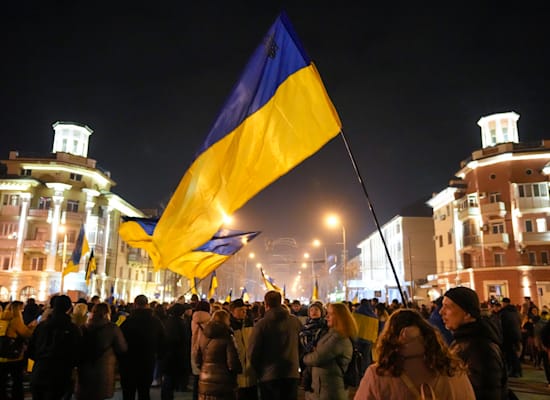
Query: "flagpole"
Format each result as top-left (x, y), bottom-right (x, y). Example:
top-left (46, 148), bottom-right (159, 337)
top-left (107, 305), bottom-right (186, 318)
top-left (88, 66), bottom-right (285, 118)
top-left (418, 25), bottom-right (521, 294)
top-left (339, 130), bottom-right (407, 306)
top-left (59, 231), bottom-right (68, 294)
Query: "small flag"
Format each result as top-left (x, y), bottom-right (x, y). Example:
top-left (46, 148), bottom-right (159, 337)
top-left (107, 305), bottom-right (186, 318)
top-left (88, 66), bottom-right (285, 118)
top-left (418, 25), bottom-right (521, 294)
top-left (241, 288), bottom-right (250, 303)
top-left (225, 289), bottom-right (233, 303)
top-left (208, 271), bottom-right (218, 299)
top-left (260, 268), bottom-right (282, 293)
top-left (63, 225), bottom-right (90, 277)
top-left (352, 290), bottom-right (359, 304)
top-left (312, 278), bottom-right (319, 300)
top-left (190, 277), bottom-right (199, 295)
top-left (85, 249), bottom-right (96, 285)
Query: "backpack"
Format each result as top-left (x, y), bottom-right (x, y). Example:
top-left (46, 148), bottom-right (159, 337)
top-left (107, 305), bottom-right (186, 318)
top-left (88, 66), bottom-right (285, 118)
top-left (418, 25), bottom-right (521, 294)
top-left (340, 339), bottom-right (363, 388)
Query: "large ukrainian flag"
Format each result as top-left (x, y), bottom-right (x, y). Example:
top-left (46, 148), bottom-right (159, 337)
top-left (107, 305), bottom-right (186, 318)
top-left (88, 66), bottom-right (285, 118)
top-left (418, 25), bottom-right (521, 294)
top-left (153, 12), bottom-right (342, 272)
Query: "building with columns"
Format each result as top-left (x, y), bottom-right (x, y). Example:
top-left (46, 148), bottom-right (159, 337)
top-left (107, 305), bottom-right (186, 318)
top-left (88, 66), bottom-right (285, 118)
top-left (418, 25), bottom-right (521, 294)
top-left (0, 121), bottom-right (180, 302)
top-left (427, 112), bottom-right (550, 306)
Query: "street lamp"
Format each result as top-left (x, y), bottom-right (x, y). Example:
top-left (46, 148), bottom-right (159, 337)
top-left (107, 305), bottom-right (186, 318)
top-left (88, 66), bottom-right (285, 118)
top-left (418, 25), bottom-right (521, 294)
top-left (58, 225), bottom-right (68, 293)
top-left (325, 214), bottom-right (347, 300)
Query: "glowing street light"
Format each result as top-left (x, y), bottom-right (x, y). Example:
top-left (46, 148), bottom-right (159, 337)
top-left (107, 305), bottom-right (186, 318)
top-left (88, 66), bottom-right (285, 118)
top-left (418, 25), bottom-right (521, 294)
top-left (325, 214), bottom-right (347, 300)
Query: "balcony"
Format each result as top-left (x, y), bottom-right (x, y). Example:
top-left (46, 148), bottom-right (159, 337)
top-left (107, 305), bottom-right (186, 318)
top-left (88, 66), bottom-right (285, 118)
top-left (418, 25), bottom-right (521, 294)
top-left (0, 205), bottom-right (21, 216)
top-left (458, 206), bottom-right (480, 221)
top-left (24, 239), bottom-right (48, 251)
top-left (462, 235), bottom-right (481, 249)
top-left (519, 231), bottom-right (550, 246)
top-left (480, 202), bottom-right (506, 217)
top-left (516, 197), bottom-right (550, 213)
top-left (482, 233), bottom-right (510, 249)
top-left (28, 208), bottom-right (49, 218)
top-left (0, 238), bottom-right (17, 249)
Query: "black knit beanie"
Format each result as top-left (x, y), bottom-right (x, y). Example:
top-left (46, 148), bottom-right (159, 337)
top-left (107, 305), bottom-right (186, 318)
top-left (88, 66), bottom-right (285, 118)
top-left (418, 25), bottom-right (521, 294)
top-left (444, 287), bottom-right (481, 319)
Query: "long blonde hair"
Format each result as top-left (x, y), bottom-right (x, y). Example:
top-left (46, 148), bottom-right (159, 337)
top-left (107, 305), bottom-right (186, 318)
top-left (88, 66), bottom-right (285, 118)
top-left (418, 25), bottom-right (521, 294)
top-left (329, 303), bottom-right (358, 338)
top-left (1, 301), bottom-right (24, 321)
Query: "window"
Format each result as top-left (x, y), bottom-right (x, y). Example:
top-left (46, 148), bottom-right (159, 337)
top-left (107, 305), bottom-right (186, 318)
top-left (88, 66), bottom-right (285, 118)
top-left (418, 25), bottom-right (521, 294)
top-left (536, 218), bottom-right (547, 232)
top-left (2, 194), bottom-right (20, 206)
top-left (30, 258), bottom-right (45, 271)
top-left (66, 200), bottom-right (79, 213)
top-left (2, 257), bottom-right (10, 270)
top-left (439, 235), bottom-right (443, 248)
top-left (395, 224), bottom-right (400, 234)
top-left (518, 183), bottom-right (548, 198)
top-left (528, 252), bottom-right (536, 265)
top-left (35, 227), bottom-right (48, 241)
top-left (62, 138), bottom-right (67, 152)
top-left (494, 253), bottom-right (505, 266)
top-left (467, 194), bottom-right (478, 207)
top-left (446, 205), bottom-right (451, 216)
top-left (1, 224), bottom-right (17, 237)
top-left (69, 173), bottom-right (82, 181)
top-left (541, 251), bottom-right (549, 265)
top-left (21, 169), bottom-right (32, 176)
top-left (38, 197), bottom-right (52, 210)
top-left (489, 192), bottom-right (501, 203)
top-left (491, 223), bottom-right (504, 234)
top-left (447, 231), bottom-right (452, 245)
top-left (525, 220), bottom-right (533, 233)
top-left (73, 140), bottom-right (78, 154)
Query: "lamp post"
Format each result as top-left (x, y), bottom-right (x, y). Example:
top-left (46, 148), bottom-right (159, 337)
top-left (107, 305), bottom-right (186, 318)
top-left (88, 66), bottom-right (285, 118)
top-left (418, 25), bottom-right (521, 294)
top-left (58, 225), bottom-right (68, 293)
top-left (326, 214), bottom-right (347, 300)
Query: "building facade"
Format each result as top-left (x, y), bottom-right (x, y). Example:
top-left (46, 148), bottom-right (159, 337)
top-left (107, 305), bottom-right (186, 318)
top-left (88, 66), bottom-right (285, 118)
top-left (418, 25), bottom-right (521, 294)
top-left (0, 122), bottom-right (180, 302)
top-left (356, 215), bottom-right (436, 303)
top-left (427, 112), bottom-right (550, 306)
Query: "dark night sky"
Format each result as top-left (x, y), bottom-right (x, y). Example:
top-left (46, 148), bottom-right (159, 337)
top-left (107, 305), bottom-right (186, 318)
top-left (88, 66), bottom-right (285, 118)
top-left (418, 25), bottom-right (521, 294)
top-left (1, 2), bottom-right (549, 260)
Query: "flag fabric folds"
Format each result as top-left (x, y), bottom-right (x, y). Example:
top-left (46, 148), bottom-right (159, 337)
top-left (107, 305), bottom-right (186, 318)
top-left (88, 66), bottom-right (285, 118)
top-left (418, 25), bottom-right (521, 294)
top-left (225, 289), bottom-right (233, 303)
top-left (190, 277), bottom-right (200, 295)
top-left (260, 268), bottom-right (283, 293)
top-left (85, 249), bottom-right (97, 285)
top-left (240, 287), bottom-right (250, 303)
top-left (152, 11), bottom-right (342, 272)
top-left (119, 217), bottom-right (260, 279)
top-left (312, 278), bottom-right (319, 300)
top-left (63, 225), bottom-right (90, 277)
top-left (208, 271), bottom-right (218, 299)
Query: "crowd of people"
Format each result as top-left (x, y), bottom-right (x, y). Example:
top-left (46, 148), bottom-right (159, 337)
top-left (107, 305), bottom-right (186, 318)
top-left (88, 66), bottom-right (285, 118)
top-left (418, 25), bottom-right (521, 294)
top-left (0, 288), bottom-right (549, 400)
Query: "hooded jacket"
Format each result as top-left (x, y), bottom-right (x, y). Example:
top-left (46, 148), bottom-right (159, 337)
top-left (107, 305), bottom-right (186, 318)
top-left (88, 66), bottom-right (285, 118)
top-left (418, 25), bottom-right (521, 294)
top-left (450, 318), bottom-right (508, 399)
top-left (248, 306), bottom-right (302, 382)
top-left (194, 320), bottom-right (241, 396)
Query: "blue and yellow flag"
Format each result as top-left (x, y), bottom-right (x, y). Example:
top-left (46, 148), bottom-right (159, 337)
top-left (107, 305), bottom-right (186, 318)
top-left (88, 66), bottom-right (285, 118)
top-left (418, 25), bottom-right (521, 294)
top-left (225, 289), bottom-right (232, 303)
top-left (261, 268), bottom-right (283, 293)
top-left (63, 225), bottom-right (90, 277)
top-left (153, 12), bottom-right (342, 272)
top-left (85, 248), bottom-right (97, 285)
top-left (119, 218), bottom-right (260, 279)
top-left (208, 271), bottom-right (218, 299)
top-left (190, 277), bottom-right (200, 295)
top-left (240, 287), bottom-right (250, 303)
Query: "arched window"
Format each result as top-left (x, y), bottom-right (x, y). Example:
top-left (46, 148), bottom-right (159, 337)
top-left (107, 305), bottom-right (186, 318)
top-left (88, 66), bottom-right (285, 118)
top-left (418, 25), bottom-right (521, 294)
top-left (19, 286), bottom-right (36, 302)
top-left (0, 286), bottom-right (9, 302)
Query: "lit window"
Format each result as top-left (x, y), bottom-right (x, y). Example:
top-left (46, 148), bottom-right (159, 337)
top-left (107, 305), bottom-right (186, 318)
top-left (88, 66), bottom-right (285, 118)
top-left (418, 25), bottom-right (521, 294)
top-left (489, 192), bottom-right (501, 203)
top-left (67, 200), bottom-right (79, 213)
top-left (69, 173), bottom-right (82, 181)
top-left (491, 223), bottom-right (504, 234)
top-left (38, 197), bottom-right (52, 210)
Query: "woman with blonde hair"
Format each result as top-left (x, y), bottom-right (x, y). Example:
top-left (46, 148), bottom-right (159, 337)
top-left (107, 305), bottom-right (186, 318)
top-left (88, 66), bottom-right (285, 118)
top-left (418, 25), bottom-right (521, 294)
top-left (354, 309), bottom-right (475, 399)
top-left (0, 301), bottom-right (36, 400)
top-left (303, 302), bottom-right (358, 400)
top-left (71, 302), bottom-right (89, 328)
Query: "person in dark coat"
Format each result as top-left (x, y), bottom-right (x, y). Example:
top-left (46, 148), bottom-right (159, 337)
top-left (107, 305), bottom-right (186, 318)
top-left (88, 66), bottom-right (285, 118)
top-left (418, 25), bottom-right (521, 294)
top-left (194, 310), bottom-right (242, 400)
top-left (499, 297), bottom-right (523, 377)
top-left (428, 296), bottom-right (454, 345)
top-left (248, 291), bottom-right (302, 400)
top-left (440, 287), bottom-right (508, 399)
top-left (27, 295), bottom-right (81, 400)
top-left (299, 302), bottom-right (328, 395)
top-left (160, 303), bottom-right (191, 400)
top-left (77, 303), bottom-right (127, 400)
top-left (119, 295), bottom-right (165, 400)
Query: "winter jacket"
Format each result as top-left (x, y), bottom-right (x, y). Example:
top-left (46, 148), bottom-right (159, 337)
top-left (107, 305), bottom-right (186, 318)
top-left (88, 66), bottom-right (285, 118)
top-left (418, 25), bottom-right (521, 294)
top-left (194, 320), bottom-right (242, 397)
top-left (303, 328), bottom-right (352, 400)
top-left (248, 306), bottom-right (302, 382)
top-left (78, 318), bottom-right (127, 400)
top-left (499, 305), bottom-right (522, 348)
top-left (161, 314), bottom-right (191, 377)
top-left (191, 310), bottom-right (211, 375)
top-left (354, 366), bottom-right (475, 400)
top-left (450, 318), bottom-right (508, 399)
top-left (230, 314), bottom-right (256, 389)
top-left (27, 312), bottom-right (81, 388)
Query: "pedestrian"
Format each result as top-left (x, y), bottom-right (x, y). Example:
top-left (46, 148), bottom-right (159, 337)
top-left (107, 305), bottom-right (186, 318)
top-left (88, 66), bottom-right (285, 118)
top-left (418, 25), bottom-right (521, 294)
top-left (77, 302), bottom-right (127, 400)
top-left (119, 295), bottom-right (165, 400)
top-left (191, 301), bottom-right (211, 400)
top-left (440, 287), bottom-right (509, 399)
top-left (249, 290), bottom-right (302, 400)
top-left (229, 299), bottom-right (257, 400)
top-left (353, 299), bottom-right (378, 374)
top-left (27, 295), bottom-right (81, 400)
top-left (0, 301), bottom-right (36, 400)
top-left (71, 302), bottom-right (89, 329)
top-left (428, 296), bottom-right (453, 345)
top-left (303, 302), bottom-right (357, 400)
top-left (354, 308), bottom-right (474, 399)
top-left (500, 297), bottom-right (522, 377)
top-left (299, 302), bottom-right (328, 397)
top-left (194, 310), bottom-right (242, 400)
top-left (160, 303), bottom-right (191, 400)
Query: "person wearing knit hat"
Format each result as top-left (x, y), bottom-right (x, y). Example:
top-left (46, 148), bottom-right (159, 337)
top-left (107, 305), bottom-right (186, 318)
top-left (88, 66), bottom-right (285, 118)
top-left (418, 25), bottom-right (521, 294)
top-left (440, 286), bottom-right (509, 399)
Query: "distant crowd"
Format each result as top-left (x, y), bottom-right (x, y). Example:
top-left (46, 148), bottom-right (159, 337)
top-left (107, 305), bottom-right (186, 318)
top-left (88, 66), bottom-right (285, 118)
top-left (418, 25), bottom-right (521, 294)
top-left (0, 290), bottom-right (549, 400)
